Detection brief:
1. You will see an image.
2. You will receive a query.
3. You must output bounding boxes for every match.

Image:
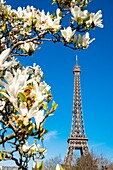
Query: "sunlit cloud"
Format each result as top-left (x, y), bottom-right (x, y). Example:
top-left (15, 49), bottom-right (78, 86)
top-left (89, 142), bottom-right (105, 149)
top-left (44, 131), bottom-right (58, 141)
top-left (89, 141), bottom-right (113, 160)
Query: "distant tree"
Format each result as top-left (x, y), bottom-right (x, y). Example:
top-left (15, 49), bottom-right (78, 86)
top-left (75, 153), bottom-right (98, 170)
top-left (96, 154), bottom-right (109, 170)
top-left (107, 163), bottom-right (113, 170)
top-left (42, 153), bottom-right (113, 170)
top-left (44, 155), bottom-right (62, 170)
top-left (75, 153), bottom-right (113, 170)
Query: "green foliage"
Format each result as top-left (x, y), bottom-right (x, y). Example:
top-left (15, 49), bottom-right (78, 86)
top-left (52, 101), bottom-right (58, 111)
top-left (32, 161), bottom-right (44, 170)
top-left (18, 92), bottom-right (26, 102)
top-left (44, 155), bottom-right (62, 170)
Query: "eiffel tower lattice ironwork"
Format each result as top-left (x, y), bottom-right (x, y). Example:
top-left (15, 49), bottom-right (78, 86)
top-left (64, 56), bottom-right (89, 166)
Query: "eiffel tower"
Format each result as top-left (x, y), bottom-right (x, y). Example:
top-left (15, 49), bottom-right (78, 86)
top-left (64, 56), bottom-right (89, 166)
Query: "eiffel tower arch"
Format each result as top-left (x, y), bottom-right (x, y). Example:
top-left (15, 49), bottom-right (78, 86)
top-left (64, 56), bottom-right (89, 166)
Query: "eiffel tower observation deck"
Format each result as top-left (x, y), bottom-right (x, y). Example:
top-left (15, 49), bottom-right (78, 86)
top-left (64, 56), bottom-right (89, 166)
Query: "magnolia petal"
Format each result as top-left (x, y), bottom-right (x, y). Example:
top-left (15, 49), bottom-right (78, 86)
top-left (56, 164), bottom-right (60, 170)
top-left (19, 102), bottom-right (28, 116)
top-left (22, 142), bottom-right (30, 152)
top-left (0, 115), bottom-right (3, 121)
top-left (56, 8), bottom-right (61, 18)
top-left (34, 110), bottom-right (44, 130)
top-left (0, 100), bottom-right (5, 111)
top-left (0, 48), bottom-right (10, 63)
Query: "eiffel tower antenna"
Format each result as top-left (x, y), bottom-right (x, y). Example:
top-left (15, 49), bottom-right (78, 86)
top-left (64, 56), bottom-right (89, 166)
top-left (76, 55), bottom-right (78, 66)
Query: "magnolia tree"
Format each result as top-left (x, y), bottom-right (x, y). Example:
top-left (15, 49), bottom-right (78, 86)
top-left (0, 0), bottom-right (103, 169)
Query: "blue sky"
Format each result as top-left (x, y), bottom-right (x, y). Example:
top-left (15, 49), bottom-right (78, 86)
top-left (1, 0), bottom-right (113, 167)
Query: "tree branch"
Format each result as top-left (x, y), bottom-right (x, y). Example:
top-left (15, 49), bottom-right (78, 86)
top-left (0, 133), bottom-right (16, 144)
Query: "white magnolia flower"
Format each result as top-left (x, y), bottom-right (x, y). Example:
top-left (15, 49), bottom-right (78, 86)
top-left (0, 48), bottom-right (11, 70)
top-left (61, 26), bottom-right (75, 42)
top-left (71, 6), bottom-right (88, 22)
top-left (18, 102), bottom-right (28, 117)
top-left (28, 101), bottom-right (44, 129)
top-left (17, 101), bottom-right (44, 129)
top-left (27, 42), bottom-right (37, 52)
top-left (46, 16), bottom-right (61, 31)
top-left (77, 34), bottom-right (83, 47)
top-left (0, 100), bottom-right (5, 110)
top-left (22, 142), bottom-right (40, 153)
top-left (0, 0), bottom-right (5, 5)
top-left (19, 80), bottom-right (50, 128)
top-left (31, 108), bottom-right (44, 129)
top-left (86, 10), bottom-right (103, 28)
top-left (16, 6), bottom-right (24, 18)
top-left (16, 6), bottom-right (36, 19)
top-left (78, 32), bottom-right (95, 48)
top-left (18, 101), bottom-right (38, 117)
top-left (0, 124), bottom-right (2, 130)
top-left (82, 32), bottom-right (95, 48)
top-left (39, 81), bottom-right (51, 94)
top-left (30, 80), bottom-right (51, 102)
top-left (40, 10), bottom-right (49, 24)
top-left (47, 8), bottom-right (61, 31)
top-left (70, 0), bottom-right (76, 7)
top-left (0, 115), bottom-right (3, 120)
top-left (37, 10), bottom-right (50, 30)
top-left (26, 63), bottom-right (43, 82)
top-left (56, 164), bottom-right (60, 170)
top-left (30, 143), bottom-right (40, 152)
top-left (22, 142), bottom-right (30, 152)
top-left (24, 5), bottom-right (36, 18)
top-left (33, 110), bottom-right (44, 129)
top-left (32, 63), bottom-right (43, 79)
top-left (0, 37), bottom-right (5, 43)
top-left (56, 8), bottom-right (61, 18)
top-left (0, 68), bottom-right (29, 104)
top-left (4, 5), bottom-right (11, 15)
top-left (37, 9), bottom-right (61, 31)
top-left (21, 42), bottom-right (37, 53)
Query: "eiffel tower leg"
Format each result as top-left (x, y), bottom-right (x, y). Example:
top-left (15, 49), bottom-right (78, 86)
top-left (82, 145), bottom-right (89, 156)
top-left (64, 146), bottom-right (74, 165)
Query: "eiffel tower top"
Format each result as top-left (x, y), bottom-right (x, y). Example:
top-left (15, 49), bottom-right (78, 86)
top-left (76, 55), bottom-right (78, 66)
top-left (73, 55), bottom-right (81, 73)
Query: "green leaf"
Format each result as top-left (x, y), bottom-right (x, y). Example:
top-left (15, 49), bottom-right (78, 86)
top-left (33, 161), bottom-right (44, 170)
top-left (38, 162), bottom-right (44, 170)
top-left (28, 125), bottom-right (33, 131)
top-left (52, 0), bottom-right (56, 4)
top-left (18, 120), bottom-right (23, 128)
top-left (77, 17), bottom-right (83, 25)
top-left (49, 113), bottom-right (54, 116)
top-left (0, 152), bottom-right (2, 161)
top-left (3, 152), bottom-right (7, 159)
top-left (38, 148), bottom-right (46, 154)
top-left (2, 24), bottom-right (6, 31)
top-left (28, 125), bottom-right (33, 134)
top-left (5, 9), bottom-right (9, 16)
top-left (85, 14), bottom-right (90, 22)
top-left (40, 129), bottom-right (48, 138)
top-left (59, 11), bottom-right (62, 18)
top-left (77, 0), bottom-right (80, 4)
top-left (52, 101), bottom-right (58, 111)
top-left (43, 102), bottom-right (48, 111)
top-left (18, 92), bottom-right (26, 102)
top-left (60, 165), bottom-right (65, 170)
